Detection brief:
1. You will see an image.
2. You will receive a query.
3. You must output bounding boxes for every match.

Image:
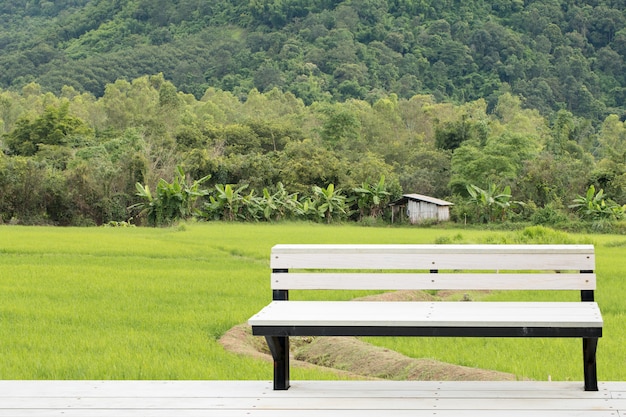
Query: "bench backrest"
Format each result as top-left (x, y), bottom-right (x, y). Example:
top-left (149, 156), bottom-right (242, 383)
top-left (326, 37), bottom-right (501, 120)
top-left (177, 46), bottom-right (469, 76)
top-left (270, 244), bottom-right (596, 293)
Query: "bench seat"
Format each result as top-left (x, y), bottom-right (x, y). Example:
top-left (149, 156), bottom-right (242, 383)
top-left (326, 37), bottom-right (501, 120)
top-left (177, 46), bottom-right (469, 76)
top-left (249, 301), bottom-right (602, 336)
top-left (249, 301), bottom-right (603, 335)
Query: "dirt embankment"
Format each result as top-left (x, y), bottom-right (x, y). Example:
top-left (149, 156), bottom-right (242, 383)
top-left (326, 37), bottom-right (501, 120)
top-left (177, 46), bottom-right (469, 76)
top-left (220, 290), bottom-right (520, 382)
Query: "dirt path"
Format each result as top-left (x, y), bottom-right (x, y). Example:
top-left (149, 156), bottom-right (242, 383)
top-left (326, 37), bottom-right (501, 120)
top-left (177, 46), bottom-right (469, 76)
top-left (220, 290), bottom-right (521, 382)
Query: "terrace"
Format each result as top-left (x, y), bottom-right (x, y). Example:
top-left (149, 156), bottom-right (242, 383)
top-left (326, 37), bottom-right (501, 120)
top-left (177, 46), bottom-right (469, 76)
top-left (1, 380), bottom-right (625, 416)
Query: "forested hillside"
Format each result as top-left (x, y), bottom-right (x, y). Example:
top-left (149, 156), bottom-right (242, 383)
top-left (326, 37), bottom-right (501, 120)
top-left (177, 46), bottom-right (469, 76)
top-left (1, 0), bottom-right (625, 120)
top-left (1, 75), bottom-right (625, 227)
top-left (1, 1), bottom-right (626, 228)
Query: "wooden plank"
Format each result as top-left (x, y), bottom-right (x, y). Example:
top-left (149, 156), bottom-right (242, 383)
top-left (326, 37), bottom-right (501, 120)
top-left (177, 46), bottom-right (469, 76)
top-left (1, 396), bottom-right (623, 411)
top-left (271, 273), bottom-right (597, 290)
top-left (272, 244), bottom-right (595, 255)
top-left (248, 301), bottom-right (603, 328)
top-left (0, 380), bottom-right (274, 398)
top-left (0, 410), bottom-right (619, 417)
top-left (1, 380), bottom-right (612, 397)
top-left (0, 381), bottom-right (623, 417)
top-left (288, 380), bottom-right (615, 392)
top-left (270, 244), bottom-right (596, 271)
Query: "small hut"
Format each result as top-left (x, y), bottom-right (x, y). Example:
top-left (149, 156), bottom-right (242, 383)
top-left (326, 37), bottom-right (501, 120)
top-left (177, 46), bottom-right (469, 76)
top-left (389, 194), bottom-right (453, 224)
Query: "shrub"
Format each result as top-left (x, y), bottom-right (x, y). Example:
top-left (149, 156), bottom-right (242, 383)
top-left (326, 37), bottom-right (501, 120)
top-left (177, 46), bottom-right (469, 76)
top-left (530, 203), bottom-right (572, 226)
top-left (483, 225), bottom-right (578, 244)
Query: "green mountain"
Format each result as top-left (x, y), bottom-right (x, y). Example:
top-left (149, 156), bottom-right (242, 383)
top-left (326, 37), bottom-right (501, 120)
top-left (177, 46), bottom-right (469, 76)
top-left (1, 0), bottom-right (625, 120)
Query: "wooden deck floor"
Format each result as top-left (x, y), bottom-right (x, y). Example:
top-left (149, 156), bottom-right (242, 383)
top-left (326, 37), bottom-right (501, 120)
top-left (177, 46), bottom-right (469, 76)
top-left (0, 380), bottom-right (624, 416)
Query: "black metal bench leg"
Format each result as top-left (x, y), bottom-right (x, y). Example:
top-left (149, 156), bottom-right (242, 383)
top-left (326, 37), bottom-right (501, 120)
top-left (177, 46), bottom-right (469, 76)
top-left (583, 338), bottom-right (598, 391)
top-left (266, 336), bottom-right (290, 390)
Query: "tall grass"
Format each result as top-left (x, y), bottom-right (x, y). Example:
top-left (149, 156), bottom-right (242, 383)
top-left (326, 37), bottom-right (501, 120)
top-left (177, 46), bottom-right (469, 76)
top-left (0, 223), bottom-right (624, 381)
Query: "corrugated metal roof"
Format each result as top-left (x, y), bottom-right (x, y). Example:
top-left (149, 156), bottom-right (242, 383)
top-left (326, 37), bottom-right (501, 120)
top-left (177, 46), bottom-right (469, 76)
top-left (390, 194), bottom-right (454, 206)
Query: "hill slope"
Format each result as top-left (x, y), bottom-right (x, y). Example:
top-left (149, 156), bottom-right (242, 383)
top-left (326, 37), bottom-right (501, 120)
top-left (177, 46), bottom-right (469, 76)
top-left (1, 0), bottom-right (625, 119)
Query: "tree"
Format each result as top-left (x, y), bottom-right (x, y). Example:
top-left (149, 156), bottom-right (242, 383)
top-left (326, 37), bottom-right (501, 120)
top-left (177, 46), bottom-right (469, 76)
top-left (0, 156), bottom-right (47, 223)
top-left (312, 183), bottom-right (348, 223)
top-left (131, 166), bottom-right (210, 226)
top-left (203, 183), bottom-right (249, 221)
top-left (277, 139), bottom-right (346, 194)
top-left (434, 113), bottom-right (487, 151)
top-left (569, 185), bottom-right (625, 222)
top-left (256, 182), bottom-right (300, 221)
top-left (592, 115), bottom-right (626, 202)
top-left (518, 151), bottom-right (593, 209)
top-left (4, 102), bottom-right (92, 156)
top-left (318, 103), bottom-right (361, 149)
top-left (466, 183), bottom-right (522, 223)
top-left (0, 90), bottom-right (25, 134)
top-left (352, 175), bottom-right (390, 220)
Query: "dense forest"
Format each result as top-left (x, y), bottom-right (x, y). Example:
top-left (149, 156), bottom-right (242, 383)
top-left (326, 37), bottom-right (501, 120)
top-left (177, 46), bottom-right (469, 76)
top-left (0, 1), bottom-right (625, 228)
top-left (1, 0), bottom-right (625, 120)
top-left (1, 75), bottom-right (625, 228)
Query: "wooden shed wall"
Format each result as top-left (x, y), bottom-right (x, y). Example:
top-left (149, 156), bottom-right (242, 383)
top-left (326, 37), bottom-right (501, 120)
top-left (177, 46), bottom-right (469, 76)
top-left (438, 205), bottom-right (451, 221)
top-left (406, 200), bottom-right (450, 223)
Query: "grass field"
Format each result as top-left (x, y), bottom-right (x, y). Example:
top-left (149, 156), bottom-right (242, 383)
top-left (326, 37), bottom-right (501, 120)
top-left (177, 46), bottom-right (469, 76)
top-left (0, 222), bottom-right (625, 381)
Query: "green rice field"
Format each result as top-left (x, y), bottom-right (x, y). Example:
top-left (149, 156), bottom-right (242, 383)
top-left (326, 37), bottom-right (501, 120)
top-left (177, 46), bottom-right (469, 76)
top-left (0, 222), bottom-right (625, 381)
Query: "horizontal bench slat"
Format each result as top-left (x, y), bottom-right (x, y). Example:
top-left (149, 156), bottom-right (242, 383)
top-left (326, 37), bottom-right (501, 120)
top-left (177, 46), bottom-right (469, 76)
top-left (271, 273), bottom-right (596, 290)
top-left (272, 244), bottom-right (595, 255)
top-left (249, 301), bottom-right (603, 329)
top-left (271, 244), bottom-right (595, 271)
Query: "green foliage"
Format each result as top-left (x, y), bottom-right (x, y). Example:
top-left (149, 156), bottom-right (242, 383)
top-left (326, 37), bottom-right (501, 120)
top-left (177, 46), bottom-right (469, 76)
top-left (319, 103), bottom-right (361, 148)
top-left (529, 202), bottom-right (573, 228)
top-left (0, 73), bottom-right (625, 229)
top-left (203, 183), bottom-right (250, 222)
top-left (3, 102), bottom-right (93, 156)
top-left (449, 128), bottom-right (542, 195)
top-left (434, 115), bottom-right (485, 151)
top-left (313, 183), bottom-right (348, 223)
top-left (466, 183), bottom-right (524, 223)
top-left (131, 166), bottom-right (210, 226)
top-left (570, 184), bottom-right (626, 222)
top-left (257, 182), bottom-right (301, 221)
top-left (0, 0), bottom-right (624, 122)
top-left (351, 175), bottom-right (391, 220)
top-left (198, 181), bottom-right (351, 224)
top-left (482, 226), bottom-right (579, 245)
top-left (276, 139), bottom-right (346, 194)
top-left (0, 156), bottom-right (48, 223)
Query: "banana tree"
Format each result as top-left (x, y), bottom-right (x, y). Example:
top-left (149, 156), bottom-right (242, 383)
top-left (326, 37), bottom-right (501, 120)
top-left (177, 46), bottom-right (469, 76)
top-left (294, 196), bottom-right (318, 220)
top-left (205, 183), bottom-right (249, 221)
top-left (570, 185), bottom-right (625, 221)
top-left (130, 166), bottom-right (210, 226)
top-left (259, 187), bottom-right (279, 220)
top-left (241, 189), bottom-right (263, 221)
top-left (313, 183), bottom-right (347, 223)
top-left (352, 175), bottom-right (390, 220)
top-left (466, 183), bottom-right (521, 223)
top-left (257, 182), bottom-right (300, 221)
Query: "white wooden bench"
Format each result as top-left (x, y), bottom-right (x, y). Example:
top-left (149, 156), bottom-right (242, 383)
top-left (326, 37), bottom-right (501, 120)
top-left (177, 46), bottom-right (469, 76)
top-left (248, 244), bottom-right (603, 391)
